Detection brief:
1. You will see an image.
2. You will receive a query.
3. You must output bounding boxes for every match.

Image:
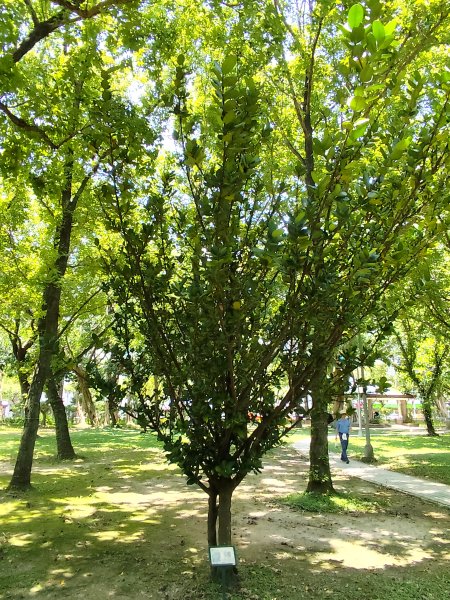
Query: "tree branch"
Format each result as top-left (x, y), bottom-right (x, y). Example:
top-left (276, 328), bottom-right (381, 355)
top-left (0, 101), bottom-right (58, 149)
top-left (23, 0), bottom-right (40, 26)
top-left (11, 0), bottom-right (135, 63)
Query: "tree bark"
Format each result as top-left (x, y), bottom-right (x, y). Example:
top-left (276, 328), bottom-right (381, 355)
top-left (435, 396), bottom-right (448, 420)
top-left (217, 479), bottom-right (234, 546)
top-left (307, 376), bottom-right (334, 494)
top-left (207, 486), bottom-right (218, 547)
top-left (8, 364), bottom-right (47, 490)
top-left (73, 365), bottom-right (98, 426)
top-left (423, 399), bottom-right (438, 436)
top-left (107, 397), bottom-right (118, 426)
top-left (46, 375), bottom-right (76, 459)
top-left (208, 479), bottom-right (237, 583)
top-left (18, 374), bottom-right (31, 403)
top-left (207, 479), bottom-right (235, 547)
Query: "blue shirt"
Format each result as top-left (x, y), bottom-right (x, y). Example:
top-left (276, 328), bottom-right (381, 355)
top-left (336, 417), bottom-right (351, 434)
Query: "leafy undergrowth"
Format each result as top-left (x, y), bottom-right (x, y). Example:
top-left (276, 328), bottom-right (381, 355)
top-left (279, 490), bottom-right (384, 513)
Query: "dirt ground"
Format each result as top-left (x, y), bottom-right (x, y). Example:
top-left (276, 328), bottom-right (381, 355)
top-left (2, 444), bottom-right (450, 600)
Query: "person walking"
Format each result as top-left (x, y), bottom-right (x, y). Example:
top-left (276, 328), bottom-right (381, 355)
top-left (336, 410), bottom-right (351, 463)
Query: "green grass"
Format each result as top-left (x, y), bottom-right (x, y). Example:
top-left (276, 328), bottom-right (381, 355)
top-left (289, 427), bottom-right (450, 486)
top-left (348, 431), bottom-right (450, 485)
top-left (1, 427), bottom-right (450, 600)
top-left (0, 426), bottom-right (162, 460)
top-left (279, 490), bottom-right (384, 513)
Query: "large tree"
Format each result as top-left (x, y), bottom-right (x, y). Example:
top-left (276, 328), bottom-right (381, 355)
top-left (1, 0), bottom-right (154, 488)
top-left (265, 0), bottom-right (450, 489)
top-left (100, 0), bottom-right (450, 551)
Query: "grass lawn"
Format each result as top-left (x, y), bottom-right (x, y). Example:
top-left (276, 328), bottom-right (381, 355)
top-left (343, 430), bottom-right (450, 485)
top-left (289, 426), bottom-right (450, 486)
top-left (1, 426), bottom-right (450, 600)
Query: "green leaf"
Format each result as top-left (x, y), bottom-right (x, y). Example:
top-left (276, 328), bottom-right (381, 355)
top-left (295, 210), bottom-right (306, 224)
top-left (348, 4), bottom-right (364, 29)
top-left (224, 99), bottom-right (237, 111)
top-left (391, 137), bottom-right (412, 160)
top-left (359, 65), bottom-right (373, 83)
top-left (222, 55), bottom-right (237, 75)
top-left (349, 96), bottom-right (367, 112)
top-left (372, 20), bottom-right (385, 42)
top-left (349, 118), bottom-right (370, 140)
top-left (223, 110), bottom-right (236, 124)
top-left (384, 19), bottom-right (397, 36)
top-left (223, 75), bottom-right (238, 87)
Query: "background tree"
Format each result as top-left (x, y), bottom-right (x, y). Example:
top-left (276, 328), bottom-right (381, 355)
top-left (1, 0), bottom-right (153, 488)
top-left (263, 0), bottom-right (450, 488)
top-left (392, 318), bottom-right (449, 436)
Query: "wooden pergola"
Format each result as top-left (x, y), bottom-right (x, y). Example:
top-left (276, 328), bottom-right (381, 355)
top-left (364, 392), bottom-right (416, 422)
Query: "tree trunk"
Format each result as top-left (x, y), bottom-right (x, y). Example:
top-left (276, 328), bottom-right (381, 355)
top-left (8, 153), bottom-right (77, 490)
top-left (8, 365), bottom-right (47, 490)
top-left (435, 396), bottom-right (448, 420)
top-left (307, 377), bottom-right (334, 494)
top-left (18, 375), bottom-right (31, 401)
top-left (207, 479), bottom-right (235, 547)
top-left (217, 479), bottom-right (234, 546)
top-left (18, 369), bottom-right (31, 420)
top-left (108, 398), bottom-right (118, 426)
top-left (47, 375), bottom-right (76, 459)
top-left (208, 479), bottom-right (237, 583)
top-left (40, 404), bottom-right (50, 427)
top-left (73, 365), bottom-right (98, 426)
top-left (423, 399), bottom-right (438, 436)
top-left (361, 385), bottom-right (375, 463)
top-left (207, 486), bottom-right (218, 547)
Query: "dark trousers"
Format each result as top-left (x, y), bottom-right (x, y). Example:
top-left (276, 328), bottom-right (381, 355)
top-left (339, 433), bottom-right (349, 461)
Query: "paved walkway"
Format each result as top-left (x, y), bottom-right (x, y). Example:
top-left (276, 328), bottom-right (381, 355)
top-left (292, 438), bottom-right (450, 510)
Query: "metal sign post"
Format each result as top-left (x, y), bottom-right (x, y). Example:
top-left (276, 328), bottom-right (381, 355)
top-left (208, 546), bottom-right (237, 599)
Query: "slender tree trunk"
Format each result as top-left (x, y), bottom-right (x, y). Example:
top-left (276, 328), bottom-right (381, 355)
top-left (207, 486), bottom-right (218, 547)
top-left (8, 364), bottom-right (48, 490)
top-left (47, 375), bottom-right (76, 459)
top-left (40, 404), bottom-right (49, 427)
top-left (9, 330), bottom-right (34, 413)
top-left (217, 479), bottom-right (234, 545)
top-left (73, 366), bottom-right (98, 426)
top-left (435, 397), bottom-right (448, 420)
top-left (17, 366), bottom-right (31, 420)
top-left (307, 376), bottom-right (334, 494)
top-left (361, 380), bottom-right (374, 463)
top-left (108, 398), bottom-right (118, 427)
top-left (8, 154), bottom-right (77, 490)
top-left (19, 376), bottom-right (31, 402)
top-left (423, 399), bottom-right (438, 436)
top-left (76, 395), bottom-right (86, 426)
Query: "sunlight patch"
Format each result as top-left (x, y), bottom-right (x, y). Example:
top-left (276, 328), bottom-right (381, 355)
top-left (94, 491), bottom-right (150, 505)
top-left (8, 533), bottom-right (34, 547)
top-left (90, 529), bottom-right (144, 543)
top-left (313, 539), bottom-right (433, 569)
top-left (63, 505), bottom-right (98, 519)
